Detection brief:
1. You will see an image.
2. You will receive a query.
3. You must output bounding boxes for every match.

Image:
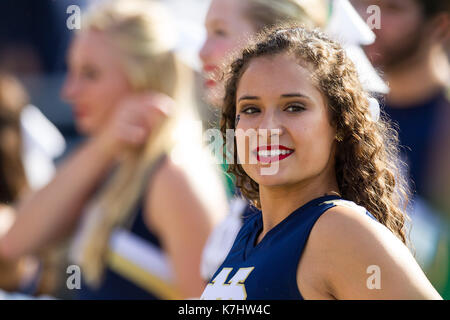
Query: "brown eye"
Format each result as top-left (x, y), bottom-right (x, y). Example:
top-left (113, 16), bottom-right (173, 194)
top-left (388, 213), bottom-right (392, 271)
top-left (214, 28), bottom-right (227, 37)
top-left (81, 67), bottom-right (99, 80)
top-left (241, 106), bottom-right (260, 115)
top-left (285, 104), bottom-right (305, 112)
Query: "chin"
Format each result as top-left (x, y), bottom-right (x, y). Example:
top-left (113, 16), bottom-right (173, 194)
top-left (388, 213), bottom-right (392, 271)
top-left (75, 120), bottom-right (94, 136)
top-left (248, 166), bottom-right (294, 188)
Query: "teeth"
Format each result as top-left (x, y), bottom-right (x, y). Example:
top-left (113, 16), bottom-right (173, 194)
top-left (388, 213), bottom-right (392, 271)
top-left (258, 149), bottom-right (292, 157)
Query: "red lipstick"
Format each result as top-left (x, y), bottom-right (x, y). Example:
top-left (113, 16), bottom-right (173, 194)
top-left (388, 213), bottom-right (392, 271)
top-left (254, 145), bottom-right (295, 163)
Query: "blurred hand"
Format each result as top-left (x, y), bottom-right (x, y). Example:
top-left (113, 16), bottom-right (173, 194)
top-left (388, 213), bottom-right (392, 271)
top-left (97, 91), bottom-right (175, 156)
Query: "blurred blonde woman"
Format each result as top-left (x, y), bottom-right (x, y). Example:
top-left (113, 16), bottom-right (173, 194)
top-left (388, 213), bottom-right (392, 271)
top-left (0, 0), bottom-right (227, 299)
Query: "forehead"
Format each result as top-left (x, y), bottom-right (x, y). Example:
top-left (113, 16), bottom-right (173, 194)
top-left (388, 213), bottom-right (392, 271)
top-left (206, 0), bottom-right (247, 23)
top-left (236, 53), bottom-right (322, 101)
top-left (69, 31), bottom-right (118, 65)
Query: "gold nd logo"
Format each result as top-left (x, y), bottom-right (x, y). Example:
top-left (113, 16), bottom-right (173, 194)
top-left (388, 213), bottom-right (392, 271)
top-left (200, 267), bottom-right (255, 300)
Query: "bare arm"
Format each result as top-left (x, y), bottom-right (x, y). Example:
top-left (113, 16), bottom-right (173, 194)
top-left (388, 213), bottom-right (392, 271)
top-left (0, 92), bottom-right (172, 262)
top-left (0, 133), bottom-right (118, 261)
top-left (145, 158), bottom-right (226, 299)
top-left (297, 206), bottom-right (442, 300)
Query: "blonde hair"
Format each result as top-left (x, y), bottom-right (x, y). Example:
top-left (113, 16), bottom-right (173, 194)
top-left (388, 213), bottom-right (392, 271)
top-left (244, 0), bottom-right (329, 31)
top-left (73, 0), bottom-right (198, 286)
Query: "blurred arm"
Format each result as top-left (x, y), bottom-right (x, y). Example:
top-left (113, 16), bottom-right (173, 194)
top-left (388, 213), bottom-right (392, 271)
top-left (0, 133), bottom-right (118, 261)
top-left (0, 92), bottom-right (172, 262)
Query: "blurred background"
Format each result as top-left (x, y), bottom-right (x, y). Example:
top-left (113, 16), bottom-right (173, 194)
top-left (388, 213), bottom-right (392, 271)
top-left (0, 0), bottom-right (448, 299)
top-left (0, 0), bottom-right (211, 159)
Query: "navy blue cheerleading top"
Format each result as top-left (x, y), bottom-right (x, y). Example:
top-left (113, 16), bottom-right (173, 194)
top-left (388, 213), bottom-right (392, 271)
top-left (76, 203), bottom-right (176, 300)
top-left (201, 195), bottom-right (377, 300)
top-left (73, 154), bottom-right (180, 300)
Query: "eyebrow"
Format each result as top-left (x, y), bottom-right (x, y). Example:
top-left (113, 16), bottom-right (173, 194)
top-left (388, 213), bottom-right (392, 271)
top-left (207, 18), bottom-right (225, 28)
top-left (238, 95), bottom-right (259, 102)
top-left (281, 93), bottom-right (310, 99)
top-left (237, 93), bottom-right (311, 102)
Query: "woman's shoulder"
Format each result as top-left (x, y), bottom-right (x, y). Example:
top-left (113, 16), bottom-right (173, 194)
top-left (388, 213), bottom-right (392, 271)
top-left (302, 201), bottom-right (441, 299)
top-left (306, 200), bottom-right (411, 281)
top-left (312, 200), bottom-right (396, 252)
top-left (150, 155), bottom-right (188, 190)
top-left (145, 156), bottom-right (197, 215)
top-left (320, 198), bottom-right (377, 220)
top-left (144, 154), bottom-right (226, 229)
top-left (148, 155), bottom-right (224, 206)
top-left (301, 199), bottom-right (408, 284)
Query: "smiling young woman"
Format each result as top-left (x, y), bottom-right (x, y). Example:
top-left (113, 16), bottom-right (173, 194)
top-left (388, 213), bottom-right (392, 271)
top-left (200, 26), bottom-right (442, 300)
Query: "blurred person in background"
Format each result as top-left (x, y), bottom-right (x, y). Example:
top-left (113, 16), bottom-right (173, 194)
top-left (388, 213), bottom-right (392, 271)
top-left (0, 0), bottom-right (227, 300)
top-left (0, 73), bottom-right (59, 296)
top-left (0, 0), bottom-right (69, 190)
top-left (0, 74), bottom-right (29, 206)
top-left (0, 0), bottom-right (73, 76)
top-left (0, 0), bottom-right (79, 298)
top-left (0, 73), bottom-right (33, 293)
top-left (198, 0), bottom-right (389, 282)
top-left (351, 0), bottom-right (450, 298)
top-left (0, 0), bottom-right (90, 178)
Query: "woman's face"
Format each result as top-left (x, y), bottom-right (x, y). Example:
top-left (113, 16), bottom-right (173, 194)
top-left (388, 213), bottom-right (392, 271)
top-left (62, 31), bottom-right (132, 135)
top-left (199, 0), bottom-right (255, 105)
top-left (235, 53), bottom-right (337, 188)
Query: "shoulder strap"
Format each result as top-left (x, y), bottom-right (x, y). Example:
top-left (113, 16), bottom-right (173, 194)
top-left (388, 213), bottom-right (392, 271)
top-left (321, 198), bottom-right (378, 221)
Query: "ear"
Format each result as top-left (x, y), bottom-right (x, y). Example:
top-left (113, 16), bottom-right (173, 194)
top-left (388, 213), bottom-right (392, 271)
top-left (427, 13), bottom-right (450, 43)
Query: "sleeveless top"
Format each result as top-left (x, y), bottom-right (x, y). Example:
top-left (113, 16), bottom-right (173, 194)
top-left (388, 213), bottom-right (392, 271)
top-left (200, 195), bottom-right (377, 300)
top-left (200, 197), bottom-right (258, 281)
top-left (76, 154), bottom-right (179, 300)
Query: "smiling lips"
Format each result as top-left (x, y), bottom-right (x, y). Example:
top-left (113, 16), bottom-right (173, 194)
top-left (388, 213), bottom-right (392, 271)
top-left (254, 145), bottom-right (295, 163)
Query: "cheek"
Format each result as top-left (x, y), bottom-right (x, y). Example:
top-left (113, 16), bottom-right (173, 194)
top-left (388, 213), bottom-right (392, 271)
top-left (213, 39), bottom-right (237, 63)
top-left (86, 78), bottom-right (130, 124)
top-left (235, 121), bottom-right (257, 165)
top-left (288, 117), bottom-right (335, 171)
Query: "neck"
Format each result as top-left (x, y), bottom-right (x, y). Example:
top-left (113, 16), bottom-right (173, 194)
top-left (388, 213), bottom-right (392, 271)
top-left (258, 171), bottom-right (339, 239)
top-left (386, 45), bottom-right (449, 106)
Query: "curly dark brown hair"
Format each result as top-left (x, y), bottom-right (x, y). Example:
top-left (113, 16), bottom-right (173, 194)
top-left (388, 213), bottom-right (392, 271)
top-left (220, 26), bottom-right (410, 244)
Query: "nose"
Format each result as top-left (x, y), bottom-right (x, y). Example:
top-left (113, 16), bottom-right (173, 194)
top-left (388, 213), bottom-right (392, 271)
top-left (61, 74), bottom-right (81, 103)
top-left (257, 110), bottom-right (284, 141)
top-left (199, 37), bottom-right (213, 65)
